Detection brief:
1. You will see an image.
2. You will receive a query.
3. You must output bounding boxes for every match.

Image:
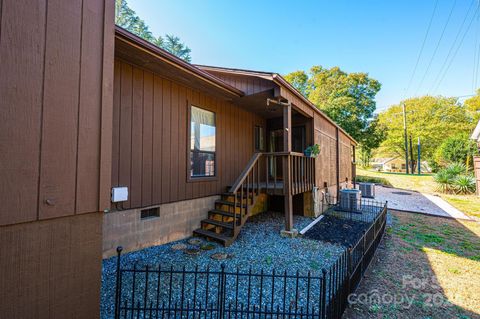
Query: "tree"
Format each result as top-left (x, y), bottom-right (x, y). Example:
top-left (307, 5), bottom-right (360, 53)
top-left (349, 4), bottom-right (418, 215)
top-left (115, 0), bottom-right (192, 62)
top-left (464, 89), bottom-right (480, 123)
top-left (358, 116), bottom-right (387, 166)
top-left (285, 66), bottom-right (384, 162)
top-left (284, 71), bottom-right (309, 97)
top-left (163, 35), bottom-right (192, 62)
top-left (434, 133), bottom-right (477, 170)
top-left (378, 96), bottom-right (471, 163)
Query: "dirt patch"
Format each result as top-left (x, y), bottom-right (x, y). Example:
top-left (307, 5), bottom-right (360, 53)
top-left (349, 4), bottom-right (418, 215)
top-left (303, 215), bottom-right (370, 247)
top-left (343, 210), bottom-right (480, 319)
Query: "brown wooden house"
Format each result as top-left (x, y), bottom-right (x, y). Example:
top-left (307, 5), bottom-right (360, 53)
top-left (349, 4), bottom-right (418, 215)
top-left (104, 27), bottom-right (357, 255)
top-left (0, 2), bottom-right (355, 317)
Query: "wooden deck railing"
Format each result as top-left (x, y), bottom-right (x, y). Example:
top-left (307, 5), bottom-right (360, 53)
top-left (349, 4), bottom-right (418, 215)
top-left (228, 153), bottom-right (262, 232)
top-left (264, 152), bottom-right (315, 196)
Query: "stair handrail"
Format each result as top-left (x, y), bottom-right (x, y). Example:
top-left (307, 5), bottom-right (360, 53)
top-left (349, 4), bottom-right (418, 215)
top-left (228, 152), bottom-right (263, 194)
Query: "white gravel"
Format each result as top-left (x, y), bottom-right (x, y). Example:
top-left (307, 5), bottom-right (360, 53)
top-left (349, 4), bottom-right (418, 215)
top-left (374, 185), bottom-right (471, 220)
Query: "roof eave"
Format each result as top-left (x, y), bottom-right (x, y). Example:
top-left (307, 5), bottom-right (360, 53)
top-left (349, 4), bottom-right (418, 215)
top-left (115, 27), bottom-right (244, 98)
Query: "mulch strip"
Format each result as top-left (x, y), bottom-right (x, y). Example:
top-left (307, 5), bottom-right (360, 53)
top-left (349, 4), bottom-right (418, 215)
top-left (303, 215), bottom-right (370, 247)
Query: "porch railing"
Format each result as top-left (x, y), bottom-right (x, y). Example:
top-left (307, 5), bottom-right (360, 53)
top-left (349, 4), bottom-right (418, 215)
top-left (264, 152), bottom-right (315, 196)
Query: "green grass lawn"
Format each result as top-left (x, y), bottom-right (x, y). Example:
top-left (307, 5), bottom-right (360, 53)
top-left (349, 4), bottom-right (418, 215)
top-left (343, 211), bottom-right (480, 319)
top-left (357, 168), bottom-right (480, 219)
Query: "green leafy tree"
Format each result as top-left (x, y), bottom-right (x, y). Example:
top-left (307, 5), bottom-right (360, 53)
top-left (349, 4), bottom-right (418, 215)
top-left (434, 133), bottom-right (477, 170)
top-left (464, 89), bottom-right (480, 123)
top-left (378, 96), bottom-right (471, 163)
top-left (163, 35), bottom-right (192, 62)
top-left (285, 66), bottom-right (384, 162)
top-left (284, 71), bottom-right (309, 97)
top-left (115, 0), bottom-right (192, 62)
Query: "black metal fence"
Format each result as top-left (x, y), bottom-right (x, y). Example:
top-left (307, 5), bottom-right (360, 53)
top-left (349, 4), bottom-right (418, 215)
top-left (113, 202), bottom-right (388, 319)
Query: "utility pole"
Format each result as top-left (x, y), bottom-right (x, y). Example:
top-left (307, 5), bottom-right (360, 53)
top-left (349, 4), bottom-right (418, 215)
top-left (417, 137), bottom-right (421, 175)
top-left (409, 135), bottom-right (414, 174)
top-left (403, 103), bottom-right (409, 174)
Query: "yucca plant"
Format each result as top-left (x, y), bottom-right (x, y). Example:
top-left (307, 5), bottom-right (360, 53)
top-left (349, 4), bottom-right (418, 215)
top-left (453, 175), bottom-right (476, 195)
top-left (434, 169), bottom-right (454, 193)
top-left (445, 163), bottom-right (466, 178)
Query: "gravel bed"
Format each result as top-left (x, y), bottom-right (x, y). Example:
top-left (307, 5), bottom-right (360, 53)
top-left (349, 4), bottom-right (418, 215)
top-left (101, 212), bottom-right (345, 319)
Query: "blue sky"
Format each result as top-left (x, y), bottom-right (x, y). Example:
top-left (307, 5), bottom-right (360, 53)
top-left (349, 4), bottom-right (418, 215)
top-left (128, 0), bottom-right (479, 112)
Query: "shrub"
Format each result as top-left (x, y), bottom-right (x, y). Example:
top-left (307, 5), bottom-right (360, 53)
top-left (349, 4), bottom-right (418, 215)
top-left (434, 133), bottom-right (477, 168)
top-left (355, 175), bottom-right (392, 186)
top-left (444, 163), bottom-right (466, 177)
top-left (453, 175), bottom-right (476, 195)
top-left (434, 170), bottom-right (455, 193)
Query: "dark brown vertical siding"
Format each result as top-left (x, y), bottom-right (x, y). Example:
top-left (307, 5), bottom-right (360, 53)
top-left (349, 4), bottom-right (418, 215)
top-left (76, 0), bottom-right (107, 214)
top-left (130, 68), bottom-right (143, 208)
top-left (0, 0), bottom-right (46, 224)
top-left (119, 63), bottom-right (132, 207)
top-left (0, 1), bottom-right (113, 318)
top-left (142, 72), bottom-right (154, 206)
top-left (38, 0), bottom-right (82, 220)
top-left (111, 61), bottom-right (122, 188)
top-left (152, 76), bottom-right (163, 204)
top-left (112, 59), bottom-right (266, 209)
top-left (314, 113), bottom-right (339, 192)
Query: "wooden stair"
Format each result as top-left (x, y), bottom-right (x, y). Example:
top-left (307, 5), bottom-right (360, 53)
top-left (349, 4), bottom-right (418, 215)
top-left (193, 153), bottom-right (263, 246)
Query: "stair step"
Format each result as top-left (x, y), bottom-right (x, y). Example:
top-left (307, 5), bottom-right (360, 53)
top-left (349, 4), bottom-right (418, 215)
top-left (216, 200), bottom-right (247, 208)
top-left (193, 228), bottom-right (232, 245)
top-left (221, 192), bottom-right (253, 198)
top-left (208, 209), bottom-right (238, 218)
top-left (201, 219), bottom-right (234, 229)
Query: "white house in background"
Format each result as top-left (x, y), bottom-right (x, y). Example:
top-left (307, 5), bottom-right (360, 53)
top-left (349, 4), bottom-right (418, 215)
top-left (370, 157), bottom-right (405, 172)
top-left (370, 156), bottom-right (431, 173)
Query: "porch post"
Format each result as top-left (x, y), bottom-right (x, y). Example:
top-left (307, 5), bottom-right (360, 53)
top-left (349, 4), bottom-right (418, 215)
top-left (283, 103), bottom-right (293, 231)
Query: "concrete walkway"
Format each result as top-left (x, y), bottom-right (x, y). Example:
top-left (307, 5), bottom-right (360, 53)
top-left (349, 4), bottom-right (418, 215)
top-left (373, 185), bottom-right (472, 220)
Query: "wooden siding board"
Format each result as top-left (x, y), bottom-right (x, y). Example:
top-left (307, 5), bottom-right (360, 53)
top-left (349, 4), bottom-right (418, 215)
top-left (0, 0), bottom-right (46, 225)
top-left (111, 61), bottom-right (121, 187)
top-left (170, 82), bottom-right (179, 201)
top-left (39, 0), bottom-right (82, 219)
top-left (161, 79), bottom-right (172, 202)
top-left (99, 0), bottom-right (115, 212)
top-left (152, 75), bottom-right (163, 204)
top-left (141, 71), bottom-right (153, 206)
top-left (118, 62), bottom-right (132, 208)
top-left (130, 67), bottom-right (143, 208)
top-left (76, 0), bottom-right (104, 214)
top-left (177, 85), bottom-right (187, 200)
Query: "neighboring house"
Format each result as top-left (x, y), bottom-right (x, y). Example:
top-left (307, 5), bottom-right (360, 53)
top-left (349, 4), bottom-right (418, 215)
top-left (0, 2), bottom-right (356, 318)
top-left (370, 157), bottom-right (431, 173)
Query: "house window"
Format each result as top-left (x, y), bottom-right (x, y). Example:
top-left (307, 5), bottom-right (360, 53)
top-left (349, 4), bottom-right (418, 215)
top-left (254, 126), bottom-right (265, 151)
top-left (190, 106), bottom-right (216, 177)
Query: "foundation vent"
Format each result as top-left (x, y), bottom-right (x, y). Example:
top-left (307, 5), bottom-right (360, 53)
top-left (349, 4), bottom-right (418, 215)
top-left (140, 207), bottom-right (160, 220)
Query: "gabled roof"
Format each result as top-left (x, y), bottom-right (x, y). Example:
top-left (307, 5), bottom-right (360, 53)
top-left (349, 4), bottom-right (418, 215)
top-left (196, 65), bottom-right (357, 144)
top-left (115, 28), bottom-right (356, 144)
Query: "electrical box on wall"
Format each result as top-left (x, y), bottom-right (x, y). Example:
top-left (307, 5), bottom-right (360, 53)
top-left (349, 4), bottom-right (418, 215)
top-left (111, 187), bottom-right (128, 202)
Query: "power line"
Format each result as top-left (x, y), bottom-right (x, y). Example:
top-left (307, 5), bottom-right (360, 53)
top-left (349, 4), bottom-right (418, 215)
top-left (429, 0), bottom-right (477, 93)
top-left (414, 0), bottom-right (457, 96)
top-left (432, 4), bottom-right (479, 93)
top-left (473, 14), bottom-right (480, 92)
top-left (403, 0), bottom-right (439, 98)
